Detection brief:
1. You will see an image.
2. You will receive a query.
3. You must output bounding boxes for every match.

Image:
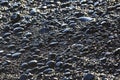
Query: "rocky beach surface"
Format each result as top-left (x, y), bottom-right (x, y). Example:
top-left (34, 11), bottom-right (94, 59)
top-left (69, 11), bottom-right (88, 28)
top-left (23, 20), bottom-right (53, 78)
top-left (0, 0), bottom-right (120, 80)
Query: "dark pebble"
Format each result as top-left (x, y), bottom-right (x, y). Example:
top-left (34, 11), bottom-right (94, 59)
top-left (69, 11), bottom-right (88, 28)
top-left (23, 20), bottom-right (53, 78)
top-left (28, 60), bottom-right (38, 67)
top-left (48, 52), bottom-right (56, 60)
top-left (19, 74), bottom-right (28, 80)
top-left (43, 68), bottom-right (54, 74)
top-left (11, 12), bottom-right (21, 23)
top-left (12, 52), bottom-right (22, 58)
top-left (83, 73), bottom-right (95, 80)
top-left (46, 60), bottom-right (55, 68)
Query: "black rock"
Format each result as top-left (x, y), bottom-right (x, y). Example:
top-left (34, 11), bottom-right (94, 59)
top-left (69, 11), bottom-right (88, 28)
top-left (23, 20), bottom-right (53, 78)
top-left (30, 8), bottom-right (37, 15)
top-left (39, 28), bottom-right (50, 34)
top-left (19, 74), bottom-right (28, 80)
top-left (46, 60), bottom-right (55, 68)
top-left (3, 32), bottom-right (11, 38)
top-left (78, 17), bottom-right (95, 22)
top-left (113, 48), bottom-right (120, 55)
top-left (43, 68), bottom-right (54, 74)
top-left (48, 52), bottom-right (56, 60)
top-left (11, 12), bottom-right (21, 23)
top-left (12, 52), bottom-right (22, 58)
top-left (25, 32), bottom-right (32, 38)
top-left (83, 73), bottom-right (95, 80)
top-left (21, 62), bottom-right (28, 69)
top-left (28, 60), bottom-right (38, 67)
top-left (13, 27), bottom-right (24, 33)
top-left (56, 61), bottom-right (63, 67)
top-left (0, 0), bottom-right (8, 6)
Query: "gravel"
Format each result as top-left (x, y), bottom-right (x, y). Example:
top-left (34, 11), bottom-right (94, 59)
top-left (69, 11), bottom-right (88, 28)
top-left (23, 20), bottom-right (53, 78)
top-left (0, 0), bottom-right (120, 80)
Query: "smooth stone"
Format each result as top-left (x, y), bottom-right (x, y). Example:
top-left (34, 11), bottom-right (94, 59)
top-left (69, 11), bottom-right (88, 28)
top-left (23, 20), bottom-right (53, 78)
top-left (39, 28), bottom-right (50, 34)
top-left (0, 0), bottom-right (8, 6)
top-left (25, 32), bottom-right (32, 38)
top-left (13, 27), bottom-right (24, 33)
top-left (43, 68), bottom-right (54, 74)
top-left (46, 60), bottom-right (55, 68)
top-left (11, 12), bottom-right (21, 23)
top-left (21, 62), bottom-right (28, 69)
top-left (48, 52), bottom-right (56, 60)
top-left (49, 42), bottom-right (58, 46)
top-left (28, 60), bottom-right (38, 67)
top-left (12, 52), bottom-right (22, 58)
top-left (78, 17), bottom-right (95, 22)
top-left (19, 74), bottom-right (27, 80)
top-left (83, 73), bottom-right (95, 80)
top-left (113, 48), bottom-right (120, 55)
top-left (56, 61), bottom-right (63, 67)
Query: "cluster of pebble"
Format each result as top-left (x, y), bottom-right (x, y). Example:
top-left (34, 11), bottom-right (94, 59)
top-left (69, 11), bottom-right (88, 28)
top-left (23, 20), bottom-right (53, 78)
top-left (0, 0), bottom-right (120, 80)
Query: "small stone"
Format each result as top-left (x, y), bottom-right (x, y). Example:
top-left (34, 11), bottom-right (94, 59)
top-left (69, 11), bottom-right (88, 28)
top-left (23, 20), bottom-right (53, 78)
top-left (13, 27), bottom-right (24, 33)
top-left (46, 60), bottom-right (55, 68)
top-left (49, 42), bottom-right (58, 46)
top-left (28, 60), bottom-right (38, 67)
top-left (12, 52), bottom-right (22, 58)
top-left (78, 17), bottom-right (95, 22)
top-left (39, 28), bottom-right (50, 34)
top-left (56, 61), bottom-right (63, 67)
top-left (21, 62), bottom-right (28, 69)
top-left (11, 12), bottom-right (21, 23)
top-left (83, 73), bottom-right (95, 80)
top-left (113, 48), bottom-right (120, 55)
top-left (43, 68), bottom-right (54, 74)
top-left (19, 74), bottom-right (28, 80)
top-left (0, 0), bottom-right (8, 6)
top-left (48, 52), bottom-right (56, 60)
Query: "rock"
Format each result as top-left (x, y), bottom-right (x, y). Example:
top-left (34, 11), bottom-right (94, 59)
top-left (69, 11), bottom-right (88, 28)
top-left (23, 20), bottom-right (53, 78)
top-left (49, 42), bottom-right (58, 46)
top-left (39, 28), bottom-right (50, 34)
top-left (21, 62), bottom-right (28, 69)
top-left (48, 52), bottom-right (56, 60)
top-left (0, 0), bottom-right (8, 6)
top-left (113, 48), bottom-right (120, 55)
top-left (11, 12), bottom-right (21, 23)
top-left (13, 27), bottom-right (24, 33)
top-left (43, 68), bottom-right (54, 74)
top-left (12, 52), bottom-right (22, 58)
top-left (78, 17), bottom-right (95, 22)
top-left (28, 60), bottom-right (38, 67)
top-left (19, 74), bottom-right (28, 80)
top-left (83, 73), bottom-right (95, 80)
top-left (46, 60), bottom-right (55, 68)
top-left (56, 61), bottom-right (63, 67)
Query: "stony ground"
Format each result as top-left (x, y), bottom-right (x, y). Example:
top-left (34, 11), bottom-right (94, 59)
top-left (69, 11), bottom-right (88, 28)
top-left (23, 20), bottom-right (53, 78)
top-left (0, 0), bottom-right (120, 80)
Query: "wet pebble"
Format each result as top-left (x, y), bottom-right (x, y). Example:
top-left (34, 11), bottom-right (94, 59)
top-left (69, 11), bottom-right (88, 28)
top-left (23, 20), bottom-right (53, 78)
top-left (43, 68), bottom-right (55, 74)
top-left (113, 48), bottom-right (120, 55)
top-left (11, 12), bottom-right (21, 23)
top-left (12, 52), bottom-right (22, 58)
top-left (83, 73), bottom-right (95, 80)
top-left (19, 74), bottom-right (28, 80)
top-left (78, 17), bottom-right (95, 22)
top-left (28, 60), bottom-right (38, 67)
top-left (46, 60), bottom-right (55, 68)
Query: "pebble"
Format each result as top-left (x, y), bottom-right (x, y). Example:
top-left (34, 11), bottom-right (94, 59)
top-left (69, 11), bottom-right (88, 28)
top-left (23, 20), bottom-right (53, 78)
top-left (19, 74), bottom-right (28, 80)
top-left (48, 52), bottom-right (56, 60)
top-left (12, 52), bottom-right (22, 58)
top-left (11, 12), bottom-right (21, 23)
top-left (78, 17), bottom-right (95, 22)
top-left (0, 0), bottom-right (8, 6)
top-left (113, 48), bottom-right (120, 55)
top-left (83, 73), bottom-right (95, 80)
top-left (28, 60), bottom-right (38, 67)
top-left (46, 60), bottom-right (55, 68)
top-left (43, 68), bottom-right (55, 74)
